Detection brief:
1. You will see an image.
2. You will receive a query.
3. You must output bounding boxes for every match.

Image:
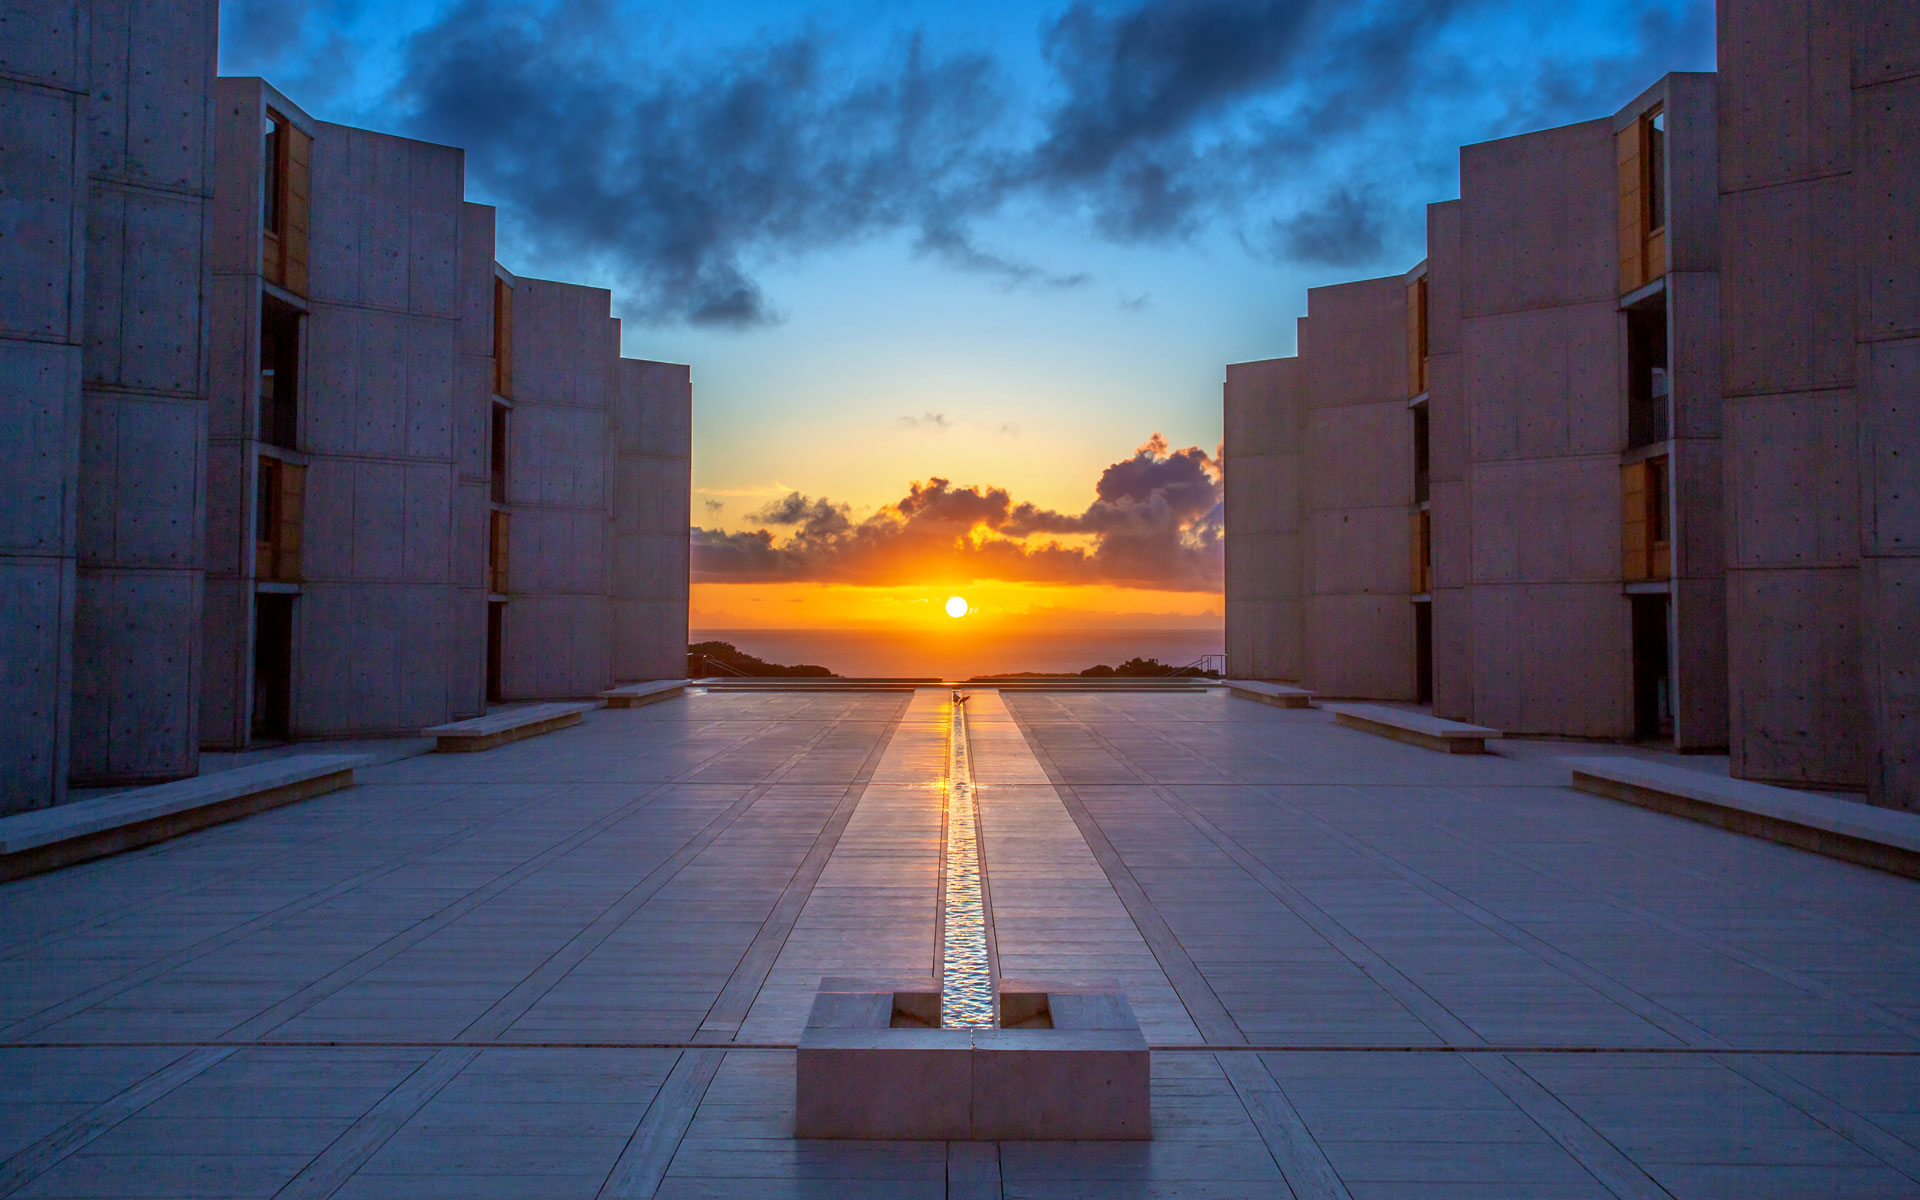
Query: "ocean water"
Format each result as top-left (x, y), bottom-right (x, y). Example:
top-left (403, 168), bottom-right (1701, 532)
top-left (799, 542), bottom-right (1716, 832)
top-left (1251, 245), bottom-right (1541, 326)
top-left (693, 626), bottom-right (1225, 680)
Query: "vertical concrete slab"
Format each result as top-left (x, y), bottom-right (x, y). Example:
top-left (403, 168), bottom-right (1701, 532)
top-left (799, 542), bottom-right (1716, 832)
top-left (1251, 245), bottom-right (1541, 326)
top-left (611, 358), bottom-right (691, 682)
top-left (500, 278), bottom-right (619, 698)
top-left (1717, 0), bottom-right (1893, 799)
top-left (1224, 356), bottom-right (1304, 681)
top-left (1457, 117), bottom-right (1633, 736)
top-left (64, 0), bottom-right (216, 786)
top-left (1425, 200), bottom-right (1474, 721)
top-left (0, 11), bottom-right (88, 810)
top-left (1298, 277), bottom-right (1415, 700)
top-left (202, 82), bottom-right (478, 741)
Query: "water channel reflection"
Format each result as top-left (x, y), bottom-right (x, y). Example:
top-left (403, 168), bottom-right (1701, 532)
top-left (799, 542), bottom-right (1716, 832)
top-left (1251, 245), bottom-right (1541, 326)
top-left (940, 694), bottom-right (995, 1028)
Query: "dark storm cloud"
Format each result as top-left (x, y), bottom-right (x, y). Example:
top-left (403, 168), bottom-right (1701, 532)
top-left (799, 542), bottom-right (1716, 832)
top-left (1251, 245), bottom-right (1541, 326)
top-left (1270, 187), bottom-right (1391, 268)
top-left (692, 435), bottom-right (1224, 590)
top-left (259, 0), bottom-right (1715, 328)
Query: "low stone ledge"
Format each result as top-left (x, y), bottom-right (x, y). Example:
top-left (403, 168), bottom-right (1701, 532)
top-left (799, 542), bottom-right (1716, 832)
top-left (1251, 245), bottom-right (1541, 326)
top-left (422, 702), bottom-right (599, 752)
top-left (1567, 756), bottom-right (1920, 879)
top-left (0, 755), bottom-right (369, 881)
top-left (796, 977), bottom-right (1150, 1140)
top-left (1226, 679), bottom-right (1317, 708)
top-left (1325, 702), bottom-right (1500, 754)
top-left (599, 680), bottom-right (688, 709)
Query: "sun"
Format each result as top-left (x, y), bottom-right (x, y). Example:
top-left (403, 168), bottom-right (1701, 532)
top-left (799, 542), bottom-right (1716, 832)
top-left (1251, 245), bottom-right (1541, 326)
top-left (944, 596), bottom-right (969, 619)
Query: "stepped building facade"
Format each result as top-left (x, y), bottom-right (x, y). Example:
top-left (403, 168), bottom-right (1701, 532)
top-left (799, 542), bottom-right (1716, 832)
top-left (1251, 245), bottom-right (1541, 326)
top-left (1226, 0), bottom-right (1916, 809)
top-left (1, 6), bottom-right (689, 813)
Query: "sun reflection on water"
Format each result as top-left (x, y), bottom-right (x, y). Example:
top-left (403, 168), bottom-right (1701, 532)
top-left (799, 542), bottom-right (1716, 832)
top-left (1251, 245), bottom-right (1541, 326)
top-left (940, 695), bottom-right (995, 1029)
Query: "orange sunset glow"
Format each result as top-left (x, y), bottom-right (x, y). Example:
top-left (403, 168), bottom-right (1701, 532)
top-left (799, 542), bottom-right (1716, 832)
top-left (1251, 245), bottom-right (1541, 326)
top-left (690, 433), bottom-right (1225, 650)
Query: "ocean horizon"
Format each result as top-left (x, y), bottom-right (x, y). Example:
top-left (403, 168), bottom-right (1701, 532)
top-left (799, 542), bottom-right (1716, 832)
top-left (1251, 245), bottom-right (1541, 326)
top-left (692, 626), bottom-right (1226, 679)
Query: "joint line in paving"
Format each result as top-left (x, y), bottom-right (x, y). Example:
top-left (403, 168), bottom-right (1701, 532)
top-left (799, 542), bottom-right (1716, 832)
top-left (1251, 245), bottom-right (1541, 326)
top-left (692, 695), bottom-right (914, 1040)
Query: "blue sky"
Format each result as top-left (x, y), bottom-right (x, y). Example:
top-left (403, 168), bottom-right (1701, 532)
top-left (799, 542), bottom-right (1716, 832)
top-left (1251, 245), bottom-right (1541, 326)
top-left (219, 0), bottom-right (1714, 611)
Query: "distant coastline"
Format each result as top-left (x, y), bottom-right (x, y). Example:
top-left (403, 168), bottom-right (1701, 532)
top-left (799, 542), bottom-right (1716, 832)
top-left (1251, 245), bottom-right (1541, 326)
top-left (691, 626), bottom-right (1225, 680)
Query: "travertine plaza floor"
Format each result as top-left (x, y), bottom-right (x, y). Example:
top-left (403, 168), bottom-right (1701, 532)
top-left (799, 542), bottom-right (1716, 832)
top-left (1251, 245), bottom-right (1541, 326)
top-left (4, 688), bottom-right (1919, 1199)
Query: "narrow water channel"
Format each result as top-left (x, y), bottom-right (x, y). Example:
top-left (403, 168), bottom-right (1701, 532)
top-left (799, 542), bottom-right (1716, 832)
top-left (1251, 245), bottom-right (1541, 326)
top-left (940, 695), bottom-right (995, 1028)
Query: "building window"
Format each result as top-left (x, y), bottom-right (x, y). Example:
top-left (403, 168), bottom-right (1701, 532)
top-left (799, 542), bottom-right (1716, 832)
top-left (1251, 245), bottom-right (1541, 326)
top-left (1617, 106), bottom-right (1668, 293)
top-left (1621, 456), bottom-right (1671, 582)
top-left (1646, 109), bottom-right (1666, 237)
top-left (259, 297), bottom-right (300, 449)
top-left (490, 403), bottom-right (509, 504)
top-left (262, 108), bottom-right (310, 294)
top-left (1626, 302), bottom-right (1669, 448)
top-left (255, 456), bottom-right (306, 583)
top-left (263, 113), bottom-right (283, 233)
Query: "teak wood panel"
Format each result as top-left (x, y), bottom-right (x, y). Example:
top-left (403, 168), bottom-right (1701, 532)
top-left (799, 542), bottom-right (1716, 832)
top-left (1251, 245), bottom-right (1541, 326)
top-left (1406, 277), bottom-right (1429, 397)
top-left (255, 458), bottom-right (306, 583)
top-left (1616, 112), bottom-right (1665, 295)
top-left (490, 510), bottom-right (510, 594)
top-left (1409, 509), bottom-right (1432, 595)
top-left (493, 278), bottom-right (514, 398)
top-left (1620, 458), bottom-right (1670, 583)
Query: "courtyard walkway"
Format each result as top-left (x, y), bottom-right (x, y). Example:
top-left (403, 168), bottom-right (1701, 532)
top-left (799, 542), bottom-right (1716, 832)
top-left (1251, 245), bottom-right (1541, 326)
top-left (2, 688), bottom-right (1917, 1198)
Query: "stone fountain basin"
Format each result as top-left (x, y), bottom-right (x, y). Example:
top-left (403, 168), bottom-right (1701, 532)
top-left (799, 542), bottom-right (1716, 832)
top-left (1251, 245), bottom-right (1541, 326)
top-left (794, 975), bottom-right (1150, 1140)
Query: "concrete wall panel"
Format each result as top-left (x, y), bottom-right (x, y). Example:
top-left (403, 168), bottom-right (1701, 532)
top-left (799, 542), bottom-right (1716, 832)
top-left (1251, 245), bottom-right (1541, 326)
top-left (1855, 0), bottom-right (1920, 83)
top-left (1674, 575), bottom-right (1731, 751)
top-left (1306, 595), bottom-right (1414, 700)
top-left (457, 204), bottom-right (496, 359)
top-left (88, 0), bottom-right (215, 189)
top-left (1725, 391), bottom-right (1860, 567)
top-left (1862, 340), bottom-right (1918, 556)
top-left (1716, 0), bottom-right (1852, 190)
top-left (1303, 404), bottom-right (1412, 511)
top-left (1719, 178), bottom-right (1857, 396)
top-left (503, 595), bottom-right (610, 698)
top-left (1668, 272), bottom-right (1723, 440)
top-left (1425, 202), bottom-right (1462, 358)
top-left (196, 578), bottom-right (247, 750)
top-left (1665, 74), bottom-right (1722, 275)
top-left (1464, 303), bottom-right (1623, 462)
top-left (0, 80), bottom-right (87, 340)
top-left (1460, 120), bottom-right (1615, 318)
top-left (69, 569), bottom-right (198, 783)
top-left (349, 461), bottom-right (407, 582)
top-left (0, 342), bottom-right (83, 552)
top-left (1858, 77), bottom-right (1920, 337)
top-left (1307, 509), bottom-right (1411, 596)
top-left (1470, 584), bottom-right (1630, 737)
top-left (1726, 567), bottom-right (1865, 788)
top-left (613, 599), bottom-right (686, 682)
top-left (1863, 555), bottom-right (1918, 808)
top-left (1467, 459), bottom-right (1619, 585)
top-left (0, 559), bottom-right (74, 811)
top-left (1300, 278), bottom-right (1406, 407)
top-left (0, 3), bottom-right (86, 88)
top-left (1431, 590), bottom-right (1473, 721)
top-left (203, 441), bottom-right (246, 579)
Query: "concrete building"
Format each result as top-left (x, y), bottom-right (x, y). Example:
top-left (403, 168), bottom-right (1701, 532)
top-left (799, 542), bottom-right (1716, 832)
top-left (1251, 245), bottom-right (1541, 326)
top-left (205, 80), bottom-right (692, 743)
top-left (1229, 30), bottom-right (1915, 808)
top-left (0, 22), bottom-right (690, 811)
top-left (1229, 77), bottom-right (1729, 741)
top-left (1, 1), bottom-right (219, 810)
top-left (1717, 0), bottom-right (1918, 805)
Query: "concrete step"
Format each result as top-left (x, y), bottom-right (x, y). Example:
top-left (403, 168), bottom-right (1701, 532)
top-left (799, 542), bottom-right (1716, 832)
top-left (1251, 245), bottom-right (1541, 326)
top-left (1226, 679), bottom-right (1317, 708)
top-left (0, 754), bottom-right (370, 881)
top-left (600, 680), bottom-right (689, 708)
top-left (422, 702), bottom-right (599, 752)
top-left (1324, 702), bottom-right (1501, 753)
top-left (1567, 755), bottom-right (1920, 879)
